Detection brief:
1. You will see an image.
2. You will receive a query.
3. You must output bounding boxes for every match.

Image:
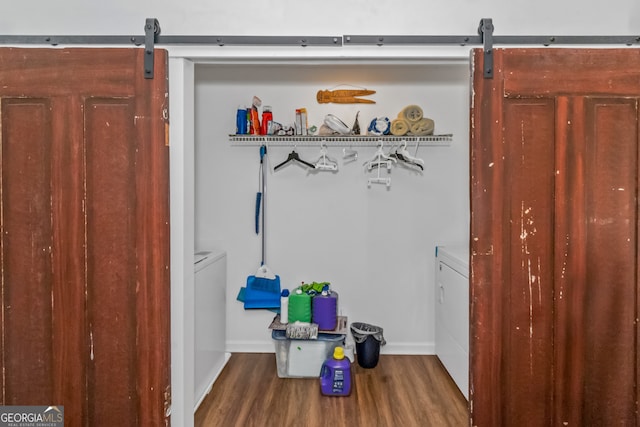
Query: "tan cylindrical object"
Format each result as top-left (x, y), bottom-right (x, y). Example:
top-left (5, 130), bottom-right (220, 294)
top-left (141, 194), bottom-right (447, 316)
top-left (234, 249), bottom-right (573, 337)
top-left (409, 118), bottom-right (435, 136)
top-left (390, 118), bottom-right (410, 136)
top-left (400, 105), bottom-right (423, 123)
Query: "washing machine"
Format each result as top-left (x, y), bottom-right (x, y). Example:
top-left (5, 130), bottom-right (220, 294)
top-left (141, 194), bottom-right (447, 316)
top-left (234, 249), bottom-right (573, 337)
top-left (194, 249), bottom-right (229, 410)
top-left (435, 245), bottom-right (469, 400)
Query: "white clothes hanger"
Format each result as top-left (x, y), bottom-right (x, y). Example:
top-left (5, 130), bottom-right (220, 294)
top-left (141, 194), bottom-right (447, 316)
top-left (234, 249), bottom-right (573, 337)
top-left (397, 140), bottom-right (424, 166)
top-left (365, 141), bottom-right (396, 187)
top-left (364, 141), bottom-right (396, 171)
top-left (315, 143), bottom-right (338, 171)
top-left (343, 146), bottom-right (358, 163)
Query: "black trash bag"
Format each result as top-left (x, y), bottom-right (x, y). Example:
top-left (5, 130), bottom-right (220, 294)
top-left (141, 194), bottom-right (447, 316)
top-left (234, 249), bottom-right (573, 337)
top-left (350, 322), bottom-right (386, 369)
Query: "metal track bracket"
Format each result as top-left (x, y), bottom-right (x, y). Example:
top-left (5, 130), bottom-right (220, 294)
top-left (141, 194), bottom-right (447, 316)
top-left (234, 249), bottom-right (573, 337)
top-left (144, 18), bottom-right (160, 79)
top-left (478, 18), bottom-right (494, 79)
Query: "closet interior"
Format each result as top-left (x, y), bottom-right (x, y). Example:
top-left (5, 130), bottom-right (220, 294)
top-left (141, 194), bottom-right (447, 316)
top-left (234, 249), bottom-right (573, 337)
top-left (192, 59), bottom-right (470, 353)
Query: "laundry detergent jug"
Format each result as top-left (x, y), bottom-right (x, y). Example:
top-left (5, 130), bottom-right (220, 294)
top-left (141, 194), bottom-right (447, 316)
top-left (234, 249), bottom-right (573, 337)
top-left (312, 286), bottom-right (338, 331)
top-left (320, 346), bottom-right (352, 396)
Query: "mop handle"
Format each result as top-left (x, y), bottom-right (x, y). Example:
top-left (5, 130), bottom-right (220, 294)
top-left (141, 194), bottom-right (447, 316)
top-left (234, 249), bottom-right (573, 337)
top-left (260, 145), bottom-right (267, 265)
top-left (255, 192), bottom-right (262, 234)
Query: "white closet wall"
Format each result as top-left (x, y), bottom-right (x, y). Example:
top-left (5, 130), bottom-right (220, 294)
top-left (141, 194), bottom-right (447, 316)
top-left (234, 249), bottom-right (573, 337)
top-left (3, 0), bottom-right (639, 37)
top-left (194, 61), bottom-right (469, 353)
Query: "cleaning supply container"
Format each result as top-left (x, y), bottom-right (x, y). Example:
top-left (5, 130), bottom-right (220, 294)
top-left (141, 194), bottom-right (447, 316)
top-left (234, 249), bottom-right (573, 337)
top-left (320, 346), bottom-right (352, 396)
top-left (280, 289), bottom-right (289, 324)
top-left (272, 330), bottom-right (345, 378)
top-left (288, 288), bottom-right (312, 323)
top-left (312, 286), bottom-right (338, 330)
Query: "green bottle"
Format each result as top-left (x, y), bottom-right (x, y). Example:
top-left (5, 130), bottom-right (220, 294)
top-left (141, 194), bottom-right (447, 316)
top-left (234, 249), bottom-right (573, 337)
top-left (288, 288), bottom-right (312, 323)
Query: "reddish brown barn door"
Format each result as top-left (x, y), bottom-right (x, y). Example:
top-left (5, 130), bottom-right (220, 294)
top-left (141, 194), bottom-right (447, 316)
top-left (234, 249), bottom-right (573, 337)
top-left (471, 48), bottom-right (640, 426)
top-left (0, 48), bottom-right (170, 426)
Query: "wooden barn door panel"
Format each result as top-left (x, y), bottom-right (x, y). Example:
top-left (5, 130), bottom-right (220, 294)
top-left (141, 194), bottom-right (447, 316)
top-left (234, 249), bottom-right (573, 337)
top-left (471, 49), bottom-right (640, 426)
top-left (554, 97), bottom-right (638, 425)
top-left (0, 48), bottom-right (170, 426)
top-left (85, 98), bottom-right (140, 423)
top-left (501, 98), bottom-right (556, 425)
top-left (2, 99), bottom-right (57, 404)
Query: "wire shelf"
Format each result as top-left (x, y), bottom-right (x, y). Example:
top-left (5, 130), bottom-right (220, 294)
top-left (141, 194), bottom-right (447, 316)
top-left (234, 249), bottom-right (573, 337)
top-left (228, 134), bottom-right (453, 146)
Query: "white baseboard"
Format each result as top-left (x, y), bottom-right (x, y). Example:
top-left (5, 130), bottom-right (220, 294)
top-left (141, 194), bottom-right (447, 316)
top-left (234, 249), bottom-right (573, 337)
top-left (381, 342), bottom-right (435, 355)
top-left (226, 340), bottom-right (275, 353)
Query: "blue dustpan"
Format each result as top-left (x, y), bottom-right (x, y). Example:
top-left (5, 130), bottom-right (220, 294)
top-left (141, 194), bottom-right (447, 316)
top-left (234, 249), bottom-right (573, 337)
top-left (241, 264), bottom-right (280, 309)
top-left (236, 287), bottom-right (280, 311)
top-left (247, 265), bottom-right (280, 293)
top-left (242, 286), bottom-right (281, 309)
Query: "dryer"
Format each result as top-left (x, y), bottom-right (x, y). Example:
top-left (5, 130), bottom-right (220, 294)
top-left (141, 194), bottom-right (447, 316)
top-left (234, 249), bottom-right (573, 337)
top-left (435, 245), bottom-right (469, 400)
top-left (194, 249), bottom-right (230, 410)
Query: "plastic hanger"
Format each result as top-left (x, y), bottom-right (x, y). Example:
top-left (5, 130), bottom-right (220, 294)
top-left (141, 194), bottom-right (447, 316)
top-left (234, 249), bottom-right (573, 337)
top-left (364, 142), bottom-right (396, 187)
top-left (343, 146), bottom-right (358, 163)
top-left (395, 140), bottom-right (424, 170)
top-left (314, 144), bottom-right (338, 171)
top-left (364, 141), bottom-right (396, 171)
top-left (274, 148), bottom-right (316, 171)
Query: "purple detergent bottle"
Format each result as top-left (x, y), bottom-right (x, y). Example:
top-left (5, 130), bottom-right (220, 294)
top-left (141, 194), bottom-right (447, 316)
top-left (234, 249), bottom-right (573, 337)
top-left (312, 285), bottom-right (338, 330)
top-left (320, 346), bottom-right (352, 396)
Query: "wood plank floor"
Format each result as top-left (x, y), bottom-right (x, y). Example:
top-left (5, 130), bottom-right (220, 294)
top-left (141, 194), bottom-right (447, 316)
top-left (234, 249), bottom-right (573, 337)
top-left (195, 353), bottom-right (469, 427)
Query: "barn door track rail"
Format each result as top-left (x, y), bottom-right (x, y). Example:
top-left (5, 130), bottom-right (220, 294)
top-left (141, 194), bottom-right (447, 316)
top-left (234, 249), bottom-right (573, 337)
top-left (0, 18), bottom-right (343, 79)
top-left (347, 18), bottom-right (640, 78)
top-left (1, 18), bottom-right (639, 79)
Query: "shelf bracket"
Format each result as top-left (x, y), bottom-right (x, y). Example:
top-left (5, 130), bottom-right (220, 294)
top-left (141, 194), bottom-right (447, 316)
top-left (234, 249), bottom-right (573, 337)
top-left (144, 18), bottom-right (160, 79)
top-left (478, 18), bottom-right (494, 79)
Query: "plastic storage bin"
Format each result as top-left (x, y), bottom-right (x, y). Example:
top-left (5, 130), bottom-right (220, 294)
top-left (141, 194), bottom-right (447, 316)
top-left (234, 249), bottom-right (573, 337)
top-left (272, 329), bottom-right (345, 378)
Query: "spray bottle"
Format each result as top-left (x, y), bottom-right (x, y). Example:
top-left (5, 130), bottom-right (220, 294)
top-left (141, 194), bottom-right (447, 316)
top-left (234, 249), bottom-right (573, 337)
top-left (280, 289), bottom-right (289, 325)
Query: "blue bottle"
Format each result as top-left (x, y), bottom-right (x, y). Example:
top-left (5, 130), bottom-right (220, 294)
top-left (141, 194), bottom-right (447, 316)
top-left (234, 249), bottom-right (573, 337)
top-left (320, 346), bottom-right (352, 396)
top-left (236, 105), bottom-right (247, 134)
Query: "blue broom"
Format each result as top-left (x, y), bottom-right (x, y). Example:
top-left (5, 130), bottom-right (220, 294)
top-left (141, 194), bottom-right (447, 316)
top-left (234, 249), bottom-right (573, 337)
top-left (241, 145), bottom-right (281, 308)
